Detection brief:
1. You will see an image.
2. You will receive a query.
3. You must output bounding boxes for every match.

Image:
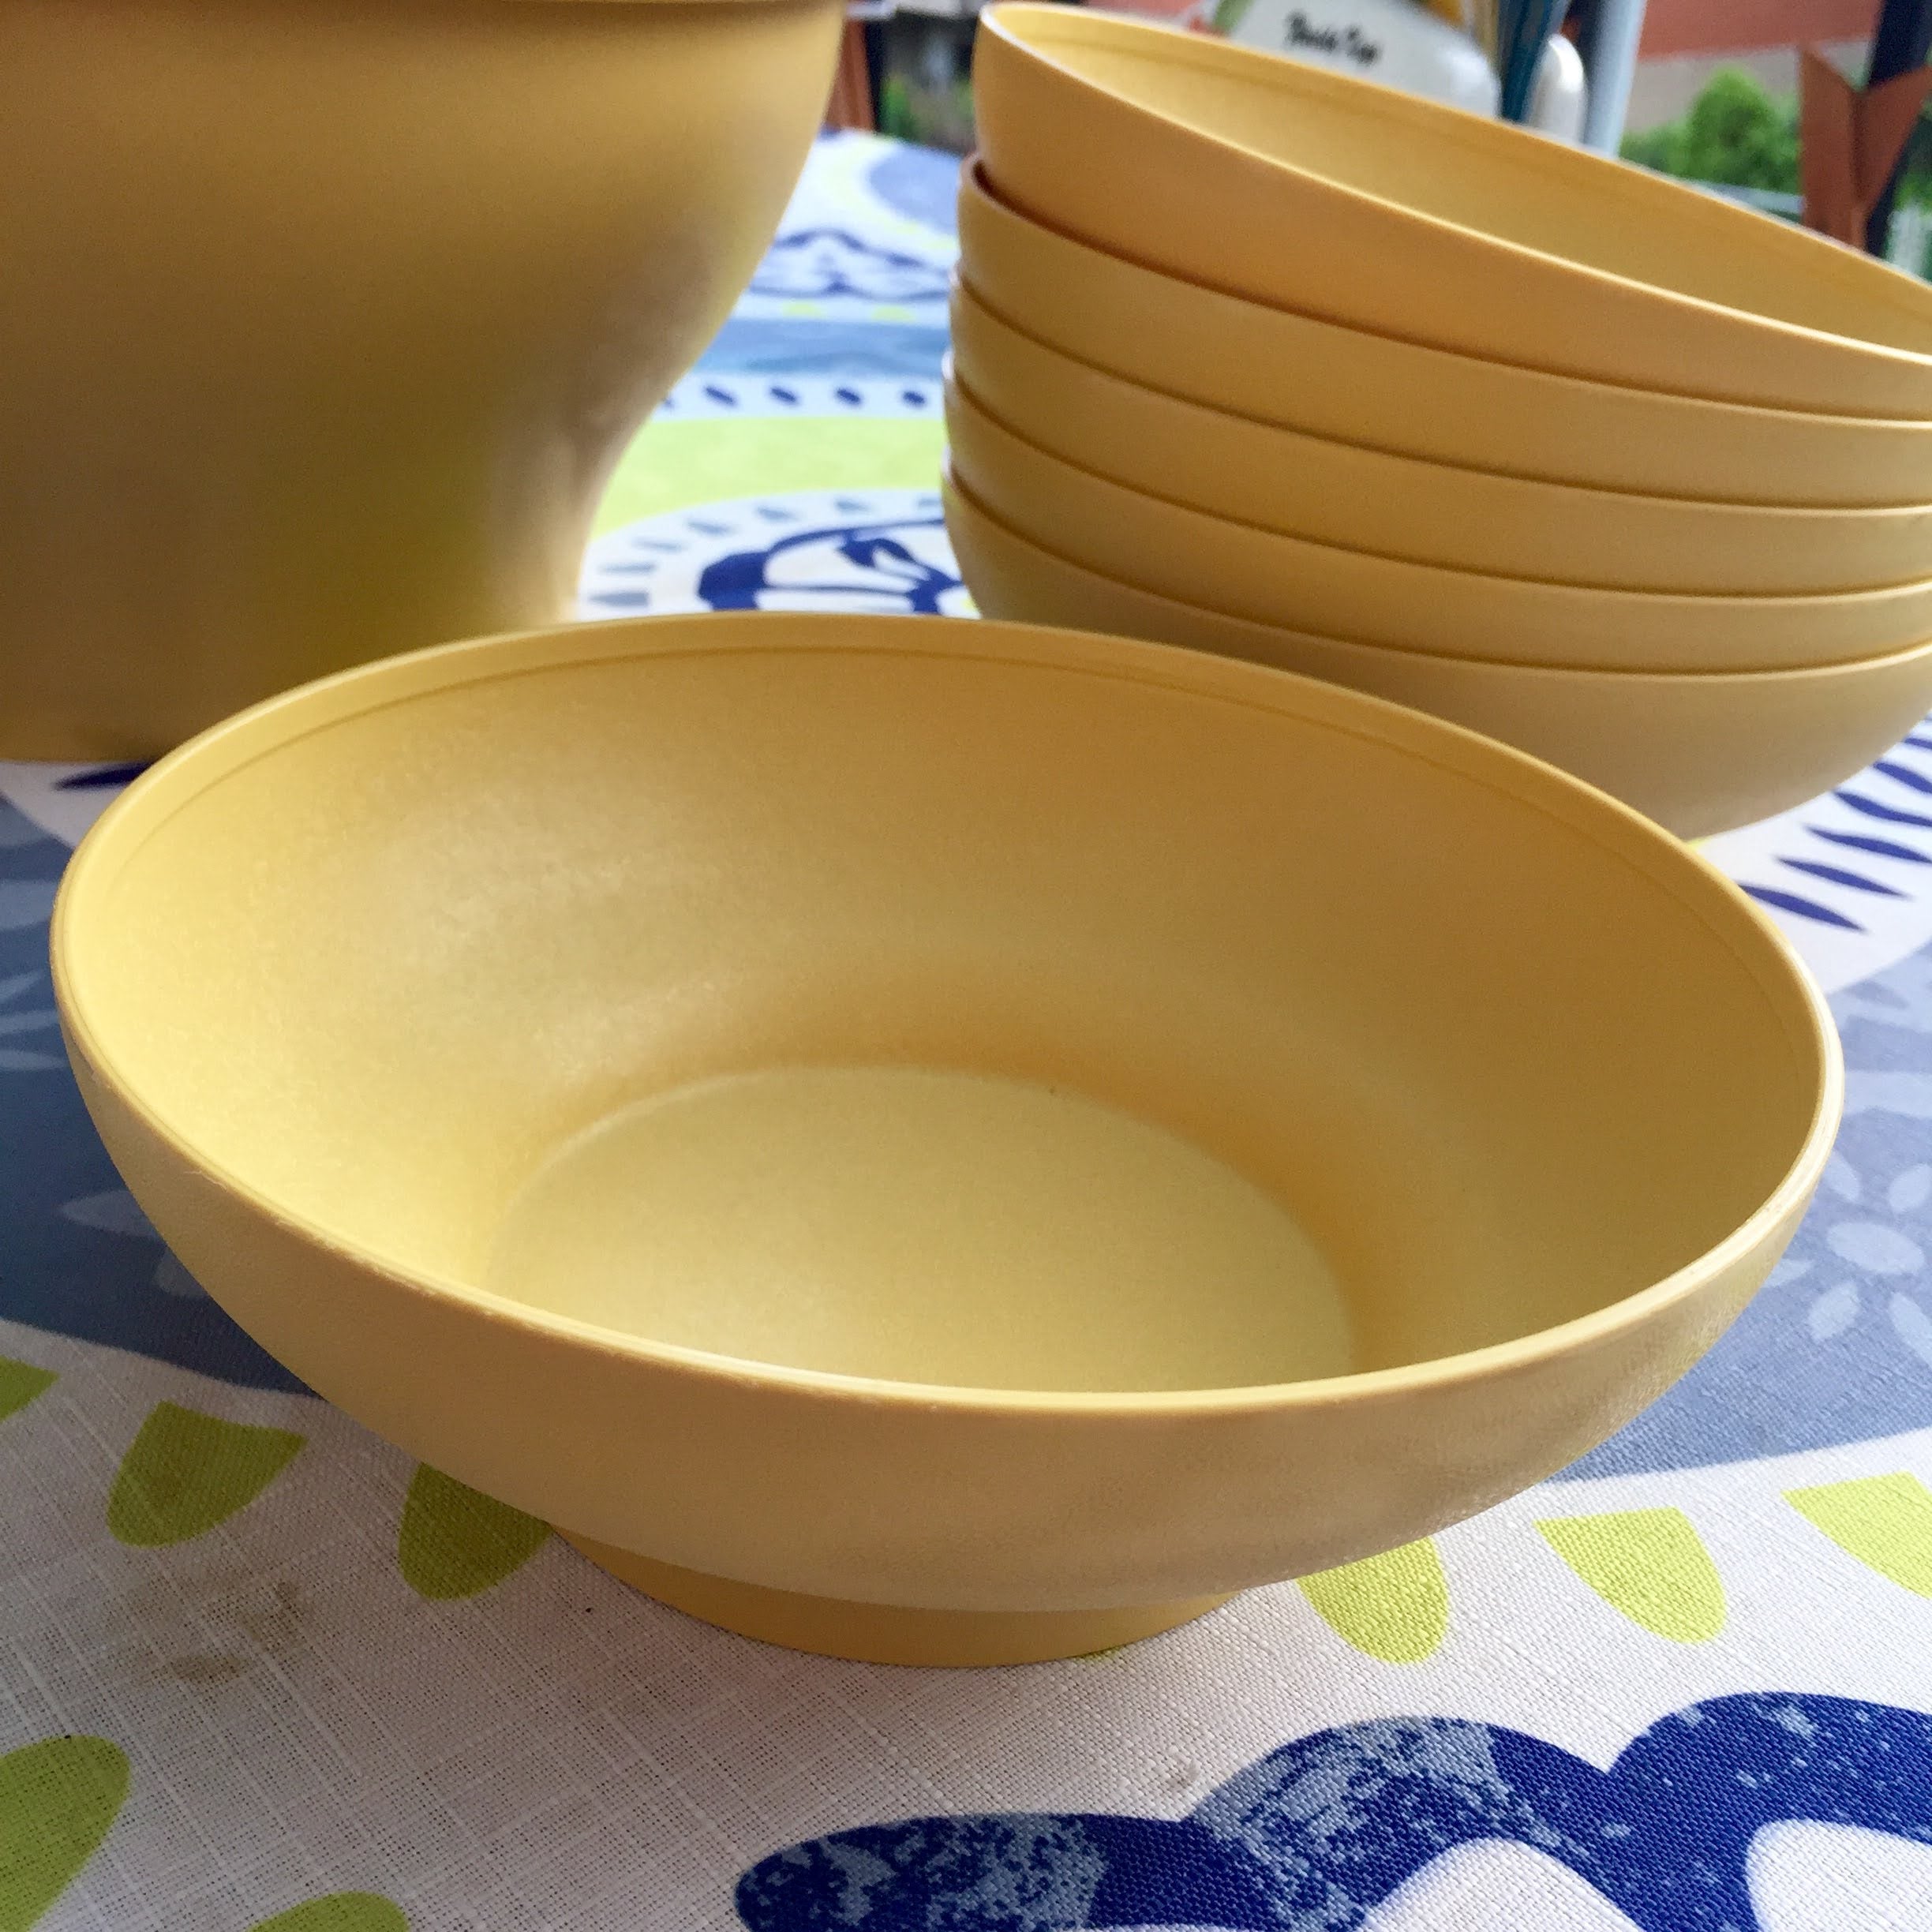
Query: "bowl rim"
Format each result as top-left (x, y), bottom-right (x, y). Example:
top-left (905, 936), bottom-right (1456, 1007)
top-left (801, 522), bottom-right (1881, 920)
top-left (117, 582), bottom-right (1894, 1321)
top-left (979, 2), bottom-right (1932, 380)
top-left (53, 610), bottom-right (1844, 1417)
top-left (938, 460), bottom-right (1932, 688)
top-left (943, 369), bottom-right (1932, 629)
top-left (948, 272), bottom-right (1932, 530)
top-left (956, 156), bottom-right (1932, 444)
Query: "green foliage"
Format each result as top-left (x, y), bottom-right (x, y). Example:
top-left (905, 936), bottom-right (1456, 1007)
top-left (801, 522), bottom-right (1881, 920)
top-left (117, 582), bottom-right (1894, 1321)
top-left (876, 21), bottom-right (975, 155)
top-left (1676, 67), bottom-right (1802, 190)
top-left (1619, 66), bottom-right (1799, 193)
top-left (1620, 60), bottom-right (1932, 261)
top-left (878, 73), bottom-right (976, 154)
top-left (1617, 120), bottom-right (1679, 175)
top-left (878, 73), bottom-right (915, 143)
top-left (1898, 150), bottom-right (1932, 212)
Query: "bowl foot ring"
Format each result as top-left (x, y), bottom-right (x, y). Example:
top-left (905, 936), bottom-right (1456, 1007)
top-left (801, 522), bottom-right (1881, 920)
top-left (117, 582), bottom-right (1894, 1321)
top-left (557, 1531), bottom-right (1234, 1666)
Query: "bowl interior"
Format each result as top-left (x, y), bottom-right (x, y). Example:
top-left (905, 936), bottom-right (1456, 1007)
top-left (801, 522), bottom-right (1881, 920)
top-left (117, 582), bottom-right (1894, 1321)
top-left (62, 618), bottom-right (1826, 1396)
top-left (997, 8), bottom-right (1932, 357)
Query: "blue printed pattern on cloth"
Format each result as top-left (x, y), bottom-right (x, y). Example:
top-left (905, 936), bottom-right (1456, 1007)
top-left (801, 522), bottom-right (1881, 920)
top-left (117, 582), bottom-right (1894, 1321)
top-left (737, 1695), bottom-right (1932, 1932)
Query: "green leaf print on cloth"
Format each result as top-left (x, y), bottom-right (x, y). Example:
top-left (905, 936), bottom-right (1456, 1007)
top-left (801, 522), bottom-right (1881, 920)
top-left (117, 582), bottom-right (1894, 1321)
top-left (107, 1402), bottom-right (305, 1546)
top-left (398, 1466), bottom-right (550, 1601)
top-left (0, 1736), bottom-right (128, 1931)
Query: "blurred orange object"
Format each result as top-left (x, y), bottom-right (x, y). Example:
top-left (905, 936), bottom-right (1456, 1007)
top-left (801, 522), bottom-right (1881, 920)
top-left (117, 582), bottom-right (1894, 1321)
top-left (1800, 47), bottom-right (1932, 247)
top-left (827, 17), bottom-right (874, 130)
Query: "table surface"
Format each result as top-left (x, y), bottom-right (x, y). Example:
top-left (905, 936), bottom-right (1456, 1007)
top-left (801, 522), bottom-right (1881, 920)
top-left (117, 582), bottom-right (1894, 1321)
top-left (4, 135), bottom-right (1932, 1932)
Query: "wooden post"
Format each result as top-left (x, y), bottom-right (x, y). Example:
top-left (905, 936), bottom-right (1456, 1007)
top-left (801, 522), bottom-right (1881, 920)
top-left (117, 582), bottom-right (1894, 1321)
top-left (827, 18), bottom-right (877, 133)
top-left (1800, 46), bottom-right (1932, 247)
top-left (1864, 0), bottom-right (1932, 251)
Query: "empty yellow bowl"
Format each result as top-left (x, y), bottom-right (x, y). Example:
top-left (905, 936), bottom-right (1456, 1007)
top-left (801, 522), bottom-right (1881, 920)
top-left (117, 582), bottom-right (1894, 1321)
top-left (0, 0), bottom-right (841, 759)
top-left (57, 611), bottom-right (1838, 1665)
top-left (945, 379), bottom-right (1932, 673)
top-left (952, 282), bottom-right (1932, 596)
top-left (974, 5), bottom-right (1932, 417)
top-left (944, 469), bottom-right (1932, 838)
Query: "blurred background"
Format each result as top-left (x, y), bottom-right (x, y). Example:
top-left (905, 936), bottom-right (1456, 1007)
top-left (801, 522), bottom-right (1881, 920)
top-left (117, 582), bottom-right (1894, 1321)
top-left (858, 0), bottom-right (1932, 272)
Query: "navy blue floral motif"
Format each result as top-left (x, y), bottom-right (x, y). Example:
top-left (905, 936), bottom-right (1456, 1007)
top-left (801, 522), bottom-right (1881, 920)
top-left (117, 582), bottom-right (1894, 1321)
top-left (737, 1694), bottom-right (1932, 1932)
top-left (695, 518), bottom-right (959, 616)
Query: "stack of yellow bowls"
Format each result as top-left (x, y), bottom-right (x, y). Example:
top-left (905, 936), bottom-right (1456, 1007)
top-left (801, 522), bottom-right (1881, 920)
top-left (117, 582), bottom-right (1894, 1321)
top-left (944, 3), bottom-right (1932, 837)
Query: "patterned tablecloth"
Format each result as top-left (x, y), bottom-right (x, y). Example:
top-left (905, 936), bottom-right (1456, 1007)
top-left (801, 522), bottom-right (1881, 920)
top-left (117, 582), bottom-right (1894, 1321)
top-left (5, 135), bottom-right (1932, 1932)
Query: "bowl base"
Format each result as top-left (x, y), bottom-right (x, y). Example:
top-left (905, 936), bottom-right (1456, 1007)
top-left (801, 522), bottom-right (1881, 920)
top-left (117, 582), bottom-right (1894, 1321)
top-left (557, 1531), bottom-right (1234, 1666)
top-left (486, 1065), bottom-right (1350, 1395)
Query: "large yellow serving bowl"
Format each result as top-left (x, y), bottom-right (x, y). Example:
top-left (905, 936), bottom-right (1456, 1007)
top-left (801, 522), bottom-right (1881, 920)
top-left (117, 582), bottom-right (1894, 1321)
top-left (956, 162), bottom-right (1932, 510)
top-left (945, 380), bottom-right (1932, 673)
top-left (974, 5), bottom-right (1932, 417)
top-left (56, 612), bottom-right (1837, 1665)
top-left (943, 470), bottom-right (1932, 838)
top-left (952, 283), bottom-right (1932, 595)
top-left (0, 0), bottom-right (841, 760)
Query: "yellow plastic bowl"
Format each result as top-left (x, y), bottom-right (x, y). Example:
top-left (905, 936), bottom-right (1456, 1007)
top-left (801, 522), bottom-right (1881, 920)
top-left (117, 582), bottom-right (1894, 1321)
top-left (952, 282), bottom-right (1932, 596)
top-left (956, 160), bottom-right (1932, 510)
top-left (944, 469), bottom-right (1932, 838)
top-left (945, 378), bottom-right (1932, 674)
top-left (0, 0), bottom-right (841, 760)
top-left (974, 4), bottom-right (1932, 417)
top-left (57, 612), bottom-right (1838, 1665)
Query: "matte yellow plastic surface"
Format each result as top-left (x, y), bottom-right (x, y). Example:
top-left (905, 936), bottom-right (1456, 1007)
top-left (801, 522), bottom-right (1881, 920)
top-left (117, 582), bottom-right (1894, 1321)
top-left (54, 612), bottom-right (1838, 1663)
top-left (945, 380), bottom-right (1932, 673)
top-left (974, 5), bottom-right (1932, 417)
top-left (488, 1065), bottom-right (1355, 1391)
top-left (957, 163), bottom-right (1932, 510)
top-left (942, 470), bottom-right (1932, 838)
top-left (0, 0), bottom-right (841, 760)
top-left (951, 283), bottom-right (1932, 595)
